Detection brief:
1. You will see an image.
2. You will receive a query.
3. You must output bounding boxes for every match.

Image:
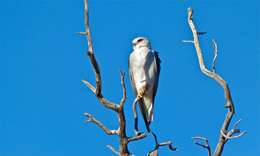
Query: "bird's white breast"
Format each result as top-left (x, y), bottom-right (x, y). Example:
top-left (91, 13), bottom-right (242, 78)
top-left (130, 48), bottom-right (149, 91)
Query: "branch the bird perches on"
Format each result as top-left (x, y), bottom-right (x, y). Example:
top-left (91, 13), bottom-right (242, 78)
top-left (80, 0), bottom-right (176, 156)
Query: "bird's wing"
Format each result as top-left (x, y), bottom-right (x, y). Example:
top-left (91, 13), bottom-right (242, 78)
top-left (152, 50), bottom-right (161, 102)
top-left (142, 50), bottom-right (161, 124)
top-left (129, 53), bottom-right (151, 131)
top-left (132, 51), bottom-right (161, 130)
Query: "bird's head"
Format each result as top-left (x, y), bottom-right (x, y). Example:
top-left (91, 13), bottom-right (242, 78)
top-left (132, 37), bottom-right (151, 50)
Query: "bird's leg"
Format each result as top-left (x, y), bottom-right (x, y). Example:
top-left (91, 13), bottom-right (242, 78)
top-left (132, 98), bottom-right (141, 136)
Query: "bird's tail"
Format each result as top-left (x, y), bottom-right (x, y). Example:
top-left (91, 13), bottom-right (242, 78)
top-left (139, 96), bottom-right (154, 132)
top-left (139, 102), bottom-right (151, 132)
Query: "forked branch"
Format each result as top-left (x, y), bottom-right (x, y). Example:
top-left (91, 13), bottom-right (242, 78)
top-left (81, 0), bottom-right (148, 155)
top-left (186, 7), bottom-right (246, 156)
top-left (148, 140), bottom-right (177, 156)
top-left (192, 136), bottom-right (211, 156)
top-left (84, 113), bottom-right (118, 135)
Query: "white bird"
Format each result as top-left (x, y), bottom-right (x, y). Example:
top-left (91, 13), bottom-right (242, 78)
top-left (129, 37), bottom-right (161, 133)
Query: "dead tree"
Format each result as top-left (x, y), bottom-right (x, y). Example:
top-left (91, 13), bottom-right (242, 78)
top-left (185, 7), bottom-right (246, 156)
top-left (80, 0), bottom-right (176, 156)
top-left (79, 1), bottom-right (244, 155)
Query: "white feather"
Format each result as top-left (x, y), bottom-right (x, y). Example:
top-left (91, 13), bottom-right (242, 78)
top-left (129, 37), bottom-right (160, 124)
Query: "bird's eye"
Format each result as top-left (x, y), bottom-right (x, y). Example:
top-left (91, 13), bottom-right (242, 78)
top-left (137, 38), bottom-right (144, 43)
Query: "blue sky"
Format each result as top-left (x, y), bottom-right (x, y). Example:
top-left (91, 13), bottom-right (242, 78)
top-left (0, 0), bottom-right (259, 156)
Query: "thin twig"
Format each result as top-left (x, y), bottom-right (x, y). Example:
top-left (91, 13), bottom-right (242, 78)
top-left (182, 40), bottom-right (194, 43)
top-left (212, 39), bottom-right (218, 73)
top-left (76, 32), bottom-right (87, 36)
top-left (132, 97), bottom-right (139, 134)
top-left (82, 0), bottom-right (119, 112)
top-left (197, 31), bottom-right (207, 35)
top-left (192, 136), bottom-right (211, 156)
top-left (84, 113), bottom-right (118, 135)
top-left (127, 133), bottom-right (147, 142)
top-left (148, 140), bottom-right (177, 156)
top-left (84, 0), bottom-right (94, 55)
top-left (119, 71), bottom-right (127, 107)
top-left (82, 77), bottom-right (119, 111)
top-left (220, 129), bottom-right (246, 140)
top-left (233, 119), bottom-right (242, 129)
top-left (82, 80), bottom-right (95, 93)
top-left (107, 145), bottom-right (120, 156)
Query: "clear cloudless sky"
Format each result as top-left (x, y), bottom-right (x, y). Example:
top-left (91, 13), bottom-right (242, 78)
top-left (0, 0), bottom-right (259, 156)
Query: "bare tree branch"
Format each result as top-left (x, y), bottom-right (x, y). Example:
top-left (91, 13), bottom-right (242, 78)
top-left (127, 133), bottom-right (147, 142)
top-left (82, 0), bottom-right (130, 155)
top-left (192, 136), bottom-right (211, 156)
top-left (182, 40), bottom-right (194, 43)
top-left (81, 1), bottom-right (149, 155)
top-left (82, 78), bottom-right (119, 111)
top-left (76, 32), bottom-right (87, 36)
top-left (220, 129), bottom-right (246, 140)
top-left (107, 145), bottom-right (120, 156)
top-left (211, 39), bottom-right (218, 73)
top-left (148, 136), bottom-right (177, 156)
top-left (84, 0), bottom-right (94, 55)
top-left (119, 71), bottom-right (127, 107)
top-left (82, 80), bottom-right (95, 93)
top-left (148, 140), bottom-right (177, 156)
top-left (197, 31), bottom-right (207, 35)
top-left (84, 113), bottom-right (118, 135)
top-left (220, 119), bottom-right (246, 141)
top-left (148, 150), bottom-right (158, 156)
top-left (186, 7), bottom-right (245, 156)
top-left (82, 0), bottom-right (118, 112)
top-left (82, 1), bottom-right (176, 155)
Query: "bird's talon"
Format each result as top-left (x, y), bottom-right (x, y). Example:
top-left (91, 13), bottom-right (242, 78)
top-left (137, 88), bottom-right (146, 99)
